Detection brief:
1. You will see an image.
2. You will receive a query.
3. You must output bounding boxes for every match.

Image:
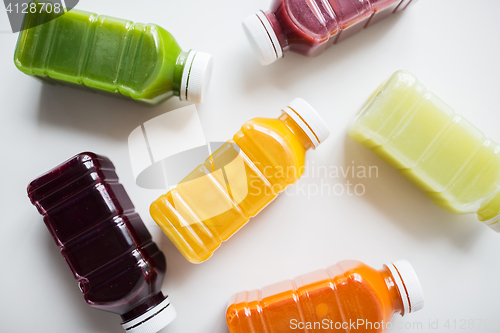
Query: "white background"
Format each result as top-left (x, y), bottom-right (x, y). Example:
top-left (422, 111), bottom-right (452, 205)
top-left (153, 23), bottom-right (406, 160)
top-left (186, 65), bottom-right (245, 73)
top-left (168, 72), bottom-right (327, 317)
top-left (1, 0), bottom-right (500, 332)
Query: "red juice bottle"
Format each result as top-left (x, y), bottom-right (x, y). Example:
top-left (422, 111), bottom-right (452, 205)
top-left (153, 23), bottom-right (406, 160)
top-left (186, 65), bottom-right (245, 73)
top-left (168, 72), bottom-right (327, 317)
top-left (242, 0), bottom-right (417, 65)
top-left (27, 152), bottom-right (176, 333)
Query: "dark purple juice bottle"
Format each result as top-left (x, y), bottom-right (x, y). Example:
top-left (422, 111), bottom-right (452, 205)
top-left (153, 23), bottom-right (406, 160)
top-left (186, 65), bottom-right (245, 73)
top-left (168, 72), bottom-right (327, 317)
top-left (27, 152), bottom-right (176, 333)
top-left (242, 0), bottom-right (417, 65)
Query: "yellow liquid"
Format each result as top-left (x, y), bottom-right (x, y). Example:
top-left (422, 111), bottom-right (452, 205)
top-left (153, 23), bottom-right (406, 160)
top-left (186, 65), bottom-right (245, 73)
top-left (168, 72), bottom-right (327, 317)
top-left (150, 113), bottom-right (313, 263)
top-left (349, 70), bottom-right (500, 224)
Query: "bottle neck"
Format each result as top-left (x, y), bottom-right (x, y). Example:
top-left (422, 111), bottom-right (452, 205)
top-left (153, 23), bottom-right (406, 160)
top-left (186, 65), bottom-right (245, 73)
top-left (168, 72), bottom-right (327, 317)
top-left (279, 112), bottom-right (314, 151)
top-left (263, 10), bottom-right (288, 52)
top-left (478, 190), bottom-right (500, 229)
top-left (172, 50), bottom-right (191, 97)
top-left (380, 266), bottom-right (405, 316)
top-left (121, 292), bottom-right (166, 322)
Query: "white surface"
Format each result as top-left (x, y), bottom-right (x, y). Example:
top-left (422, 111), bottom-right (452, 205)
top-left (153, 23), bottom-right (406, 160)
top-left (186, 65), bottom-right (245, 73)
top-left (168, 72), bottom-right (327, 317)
top-left (1, 1), bottom-right (500, 333)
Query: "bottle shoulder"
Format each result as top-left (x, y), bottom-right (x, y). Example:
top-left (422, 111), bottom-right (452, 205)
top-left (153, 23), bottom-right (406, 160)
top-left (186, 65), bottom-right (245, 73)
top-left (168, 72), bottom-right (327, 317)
top-left (234, 117), bottom-right (307, 169)
top-left (271, 0), bottom-right (335, 42)
top-left (327, 261), bottom-right (396, 322)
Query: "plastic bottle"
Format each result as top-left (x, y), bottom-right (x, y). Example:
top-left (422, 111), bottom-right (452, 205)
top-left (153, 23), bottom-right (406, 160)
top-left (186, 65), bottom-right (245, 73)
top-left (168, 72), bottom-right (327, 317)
top-left (226, 260), bottom-right (424, 333)
top-left (150, 98), bottom-right (330, 263)
top-left (27, 152), bottom-right (176, 333)
top-left (242, 0), bottom-right (417, 65)
top-left (349, 70), bottom-right (500, 232)
top-left (14, 6), bottom-right (212, 104)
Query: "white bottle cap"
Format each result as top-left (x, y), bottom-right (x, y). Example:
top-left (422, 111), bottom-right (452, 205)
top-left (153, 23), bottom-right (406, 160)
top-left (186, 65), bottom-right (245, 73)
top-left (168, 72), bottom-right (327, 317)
top-left (386, 260), bottom-right (425, 315)
top-left (283, 98), bottom-right (330, 148)
top-left (121, 297), bottom-right (176, 333)
top-left (242, 10), bottom-right (283, 66)
top-left (180, 51), bottom-right (213, 104)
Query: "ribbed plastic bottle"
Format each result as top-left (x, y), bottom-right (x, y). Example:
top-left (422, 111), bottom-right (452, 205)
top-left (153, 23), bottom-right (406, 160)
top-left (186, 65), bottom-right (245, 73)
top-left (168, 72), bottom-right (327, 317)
top-left (349, 70), bottom-right (500, 232)
top-left (14, 5), bottom-right (212, 104)
top-left (150, 98), bottom-right (330, 263)
top-left (227, 260), bottom-right (424, 333)
top-left (243, 0), bottom-right (417, 65)
top-left (27, 152), bottom-right (176, 333)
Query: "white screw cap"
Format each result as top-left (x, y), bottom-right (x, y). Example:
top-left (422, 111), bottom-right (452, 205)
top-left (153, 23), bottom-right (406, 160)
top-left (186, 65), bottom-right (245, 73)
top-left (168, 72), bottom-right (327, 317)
top-left (242, 11), bottom-right (283, 65)
top-left (283, 98), bottom-right (330, 148)
top-left (180, 51), bottom-right (213, 104)
top-left (386, 260), bottom-right (425, 315)
top-left (121, 297), bottom-right (176, 333)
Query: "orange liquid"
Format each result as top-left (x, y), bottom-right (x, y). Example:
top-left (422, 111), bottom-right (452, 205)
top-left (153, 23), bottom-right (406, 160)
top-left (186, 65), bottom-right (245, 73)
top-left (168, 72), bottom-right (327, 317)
top-left (226, 261), bottom-right (404, 333)
top-left (150, 112), bottom-right (314, 263)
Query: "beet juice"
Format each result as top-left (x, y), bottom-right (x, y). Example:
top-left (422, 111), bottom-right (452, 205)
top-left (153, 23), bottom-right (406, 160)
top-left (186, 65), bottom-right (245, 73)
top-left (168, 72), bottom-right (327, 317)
top-left (242, 0), bottom-right (417, 65)
top-left (27, 152), bottom-right (176, 333)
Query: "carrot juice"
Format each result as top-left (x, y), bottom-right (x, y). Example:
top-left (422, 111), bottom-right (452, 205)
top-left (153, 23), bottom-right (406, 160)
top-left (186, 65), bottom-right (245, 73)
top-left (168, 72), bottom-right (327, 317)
top-left (227, 260), bottom-right (424, 333)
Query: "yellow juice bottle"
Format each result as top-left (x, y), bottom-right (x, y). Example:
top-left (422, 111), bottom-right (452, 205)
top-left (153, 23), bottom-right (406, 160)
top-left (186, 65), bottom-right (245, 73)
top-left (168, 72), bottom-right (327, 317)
top-left (150, 98), bottom-right (330, 263)
top-left (349, 70), bottom-right (500, 231)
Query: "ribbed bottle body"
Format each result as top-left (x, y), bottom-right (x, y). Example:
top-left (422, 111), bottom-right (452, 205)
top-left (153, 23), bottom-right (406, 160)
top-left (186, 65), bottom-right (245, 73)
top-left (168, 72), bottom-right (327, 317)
top-left (28, 152), bottom-right (167, 315)
top-left (350, 71), bottom-right (500, 218)
top-left (151, 115), bottom-right (309, 263)
top-left (15, 7), bottom-right (182, 104)
top-left (226, 261), bottom-right (398, 333)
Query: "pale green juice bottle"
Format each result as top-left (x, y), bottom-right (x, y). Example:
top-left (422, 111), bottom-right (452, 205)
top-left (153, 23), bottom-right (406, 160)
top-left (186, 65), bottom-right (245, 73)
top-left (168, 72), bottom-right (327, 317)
top-left (14, 5), bottom-right (212, 105)
top-left (349, 70), bottom-right (500, 231)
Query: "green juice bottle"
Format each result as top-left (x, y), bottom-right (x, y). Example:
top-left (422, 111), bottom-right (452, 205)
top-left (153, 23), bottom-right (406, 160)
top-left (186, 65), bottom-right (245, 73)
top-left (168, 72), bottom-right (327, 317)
top-left (349, 70), bottom-right (500, 232)
top-left (14, 6), bottom-right (213, 105)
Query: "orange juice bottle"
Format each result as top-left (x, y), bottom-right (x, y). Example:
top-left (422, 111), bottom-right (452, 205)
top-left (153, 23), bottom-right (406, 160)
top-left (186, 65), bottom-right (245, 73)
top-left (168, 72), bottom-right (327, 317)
top-left (150, 98), bottom-right (330, 263)
top-left (226, 260), bottom-right (424, 333)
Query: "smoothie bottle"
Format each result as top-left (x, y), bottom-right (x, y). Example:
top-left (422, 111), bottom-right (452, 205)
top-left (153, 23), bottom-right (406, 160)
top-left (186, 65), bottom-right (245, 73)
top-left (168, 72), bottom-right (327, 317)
top-left (242, 0), bottom-right (416, 65)
top-left (28, 152), bottom-right (176, 333)
top-left (226, 260), bottom-right (424, 333)
top-left (349, 70), bottom-right (500, 231)
top-left (150, 98), bottom-right (330, 263)
top-left (15, 5), bottom-right (212, 104)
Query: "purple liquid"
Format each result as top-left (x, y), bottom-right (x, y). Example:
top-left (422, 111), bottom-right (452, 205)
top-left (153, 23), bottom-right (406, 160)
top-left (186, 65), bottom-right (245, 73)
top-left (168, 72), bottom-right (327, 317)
top-left (265, 0), bottom-right (413, 56)
top-left (27, 152), bottom-right (167, 323)
top-left (329, 0), bottom-right (372, 28)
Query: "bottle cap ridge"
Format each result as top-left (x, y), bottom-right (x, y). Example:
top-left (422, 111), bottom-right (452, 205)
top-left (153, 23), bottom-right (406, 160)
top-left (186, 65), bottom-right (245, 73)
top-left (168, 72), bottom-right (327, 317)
top-left (386, 260), bottom-right (425, 315)
top-left (181, 51), bottom-right (213, 104)
top-left (242, 11), bottom-right (282, 65)
top-left (121, 297), bottom-right (176, 333)
top-left (284, 98), bottom-right (330, 148)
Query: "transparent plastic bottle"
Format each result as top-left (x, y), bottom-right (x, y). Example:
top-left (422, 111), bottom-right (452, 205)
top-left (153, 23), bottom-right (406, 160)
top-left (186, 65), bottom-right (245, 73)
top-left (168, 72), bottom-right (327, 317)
top-left (242, 0), bottom-right (417, 65)
top-left (14, 5), bottom-right (212, 104)
top-left (226, 260), bottom-right (424, 333)
top-left (150, 98), bottom-right (330, 263)
top-left (349, 70), bottom-right (500, 231)
top-left (27, 152), bottom-right (176, 333)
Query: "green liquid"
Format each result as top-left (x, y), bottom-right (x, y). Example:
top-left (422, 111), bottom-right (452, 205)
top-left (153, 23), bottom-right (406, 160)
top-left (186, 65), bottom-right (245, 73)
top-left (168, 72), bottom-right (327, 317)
top-left (14, 6), bottom-right (187, 105)
top-left (349, 70), bottom-right (500, 225)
